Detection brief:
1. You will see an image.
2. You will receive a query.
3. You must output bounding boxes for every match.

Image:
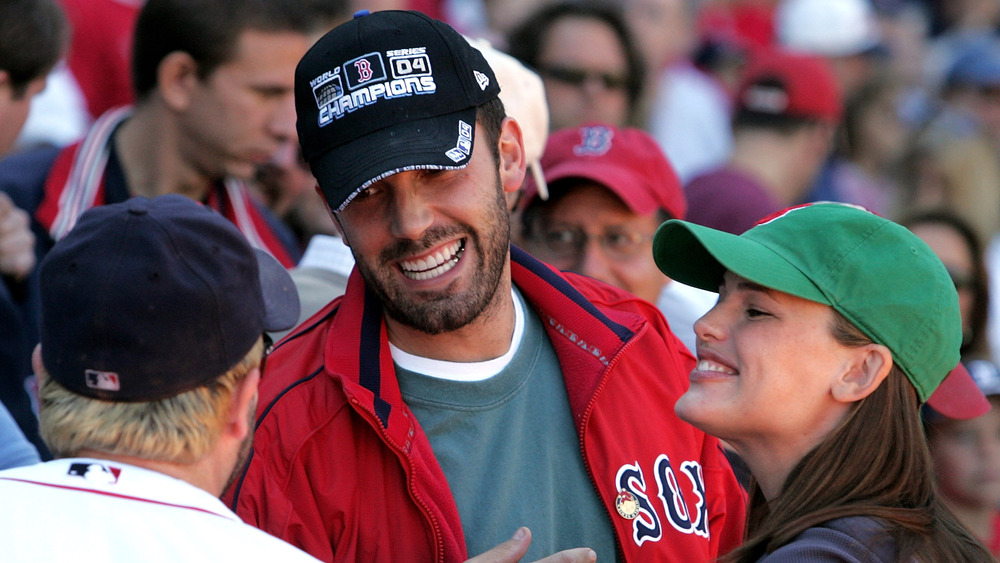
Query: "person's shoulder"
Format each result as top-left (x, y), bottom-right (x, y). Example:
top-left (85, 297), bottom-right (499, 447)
top-left (759, 517), bottom-right (897, 563)
top-left (561, 270), bottom-right (664, 319)
top-left (0, 144), bottom-right (62, 213)
top-left (260, 312), bottom-right (336, 390)
top-left (254, 299), bottom-right (355, 433)
top-left (225, 517), bottom-right (324, 562)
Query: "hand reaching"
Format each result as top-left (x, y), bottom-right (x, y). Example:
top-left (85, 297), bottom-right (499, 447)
top-left (0, 192), bottom-right (35, 281)
top-left (465, 528), bottom-right (597, 563)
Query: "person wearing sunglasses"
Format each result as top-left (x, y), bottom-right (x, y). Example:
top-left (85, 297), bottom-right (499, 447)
top-left (902, 209), bottom-right (992, 361)
top-left (507, 1), bottom-right (644, 131)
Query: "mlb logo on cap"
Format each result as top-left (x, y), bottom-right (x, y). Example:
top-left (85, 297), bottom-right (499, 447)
top-left (85, 369), bottom-right (121, 392)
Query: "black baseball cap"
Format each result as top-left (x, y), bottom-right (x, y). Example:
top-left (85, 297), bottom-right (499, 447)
top-left (39, 195), bottom-right (300, 402)
top-left (294, 10), bottom-right (501, 212)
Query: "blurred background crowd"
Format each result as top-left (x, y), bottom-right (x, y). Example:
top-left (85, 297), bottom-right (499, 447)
top-left (6, 0), bottom-right (1000, 553)
top-left (17, 0), bottom-right (1000, 363)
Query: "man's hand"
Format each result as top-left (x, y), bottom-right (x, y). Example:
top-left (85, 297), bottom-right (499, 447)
top-left (0, 192), bottom-right (35, 280)
top-left (465, 527), bottom-right (597, 563)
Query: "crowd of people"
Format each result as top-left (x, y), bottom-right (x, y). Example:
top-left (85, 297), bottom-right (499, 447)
top-left (2, 0), bottom-right (1000, 561)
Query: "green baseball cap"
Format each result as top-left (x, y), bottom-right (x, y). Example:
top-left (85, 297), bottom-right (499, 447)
top-left (652, 203), bottom-right (987, 418)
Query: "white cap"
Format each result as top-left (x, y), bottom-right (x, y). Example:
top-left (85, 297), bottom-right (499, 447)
top-left (776, 0), bottom-right (881, 57)
top-left (466, 36), bottom-right (550, 199)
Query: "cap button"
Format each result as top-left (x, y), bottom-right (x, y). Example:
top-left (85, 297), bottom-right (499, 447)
top-left (353, 9), bottom-right (369, 18)
top-left (127, 198), bottom-right (149, 216)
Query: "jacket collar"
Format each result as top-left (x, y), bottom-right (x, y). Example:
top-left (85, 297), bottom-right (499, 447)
top-left (325, 246), bottom-right (643, 429)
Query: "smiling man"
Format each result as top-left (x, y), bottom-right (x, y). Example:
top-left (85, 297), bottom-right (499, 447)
top-left (225, 10), bottom-right (746, 563)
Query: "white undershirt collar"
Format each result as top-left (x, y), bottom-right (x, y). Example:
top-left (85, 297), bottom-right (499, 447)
top-left (389, 288), bottom-right (525, 382)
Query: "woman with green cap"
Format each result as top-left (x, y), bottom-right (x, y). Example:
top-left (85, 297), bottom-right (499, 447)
top-left (652, 202), bottom-right (995, 561)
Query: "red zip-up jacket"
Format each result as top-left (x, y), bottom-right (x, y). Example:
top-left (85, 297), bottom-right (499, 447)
top-left (225, 247), bottom-right (746, 562)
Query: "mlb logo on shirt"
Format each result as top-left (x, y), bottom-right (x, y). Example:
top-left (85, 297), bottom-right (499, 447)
top-left (68, 462), bottom-right (121, 484)
top-left (85, 369), bottom-right (120, 392)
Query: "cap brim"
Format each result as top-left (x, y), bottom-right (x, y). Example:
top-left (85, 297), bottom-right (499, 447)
top-left (541, 161), bottom-right (662, 216)
top-left (309, 107), bottom-right (478, 212)
top-left (926, 363), bottom-right (991, 420)
top-left (254, 248), bottom-right (300, 332)
top-left (652, 219), bottom-right (828, 303)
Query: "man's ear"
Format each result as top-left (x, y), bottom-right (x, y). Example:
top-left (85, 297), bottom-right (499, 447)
top-left (157, 51), bottom-right (199, 111)
top-left (831, 344), bottom-right (893, 403)
top-left (226, 368), bottom-right (260, 443)
top-left (497, 117), bottom-right (526, 196)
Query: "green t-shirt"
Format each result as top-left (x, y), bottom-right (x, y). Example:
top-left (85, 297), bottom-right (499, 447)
top-left (395, 290), bottom-right (619, 561)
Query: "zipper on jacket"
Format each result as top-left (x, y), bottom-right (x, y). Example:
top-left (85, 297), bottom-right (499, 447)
top-left (349, 396), bottom-right (448, 562)
top-left (576, 322), bottom-right (646, 562)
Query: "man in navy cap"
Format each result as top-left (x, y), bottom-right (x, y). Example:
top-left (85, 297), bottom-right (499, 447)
top-left (0, 195), bottom-right (313, 561)
top-left (227, 10), bottom-right (746, 563)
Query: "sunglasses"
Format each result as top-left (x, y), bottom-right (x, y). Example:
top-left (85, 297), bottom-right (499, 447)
top-left (537, 64), bottom-right (629, 91)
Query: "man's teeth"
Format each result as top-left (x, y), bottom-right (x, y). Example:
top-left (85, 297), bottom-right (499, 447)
top-left (401, 240), bottom-right (463, 280)
top-left (697, 360), bottom-right (735, 374)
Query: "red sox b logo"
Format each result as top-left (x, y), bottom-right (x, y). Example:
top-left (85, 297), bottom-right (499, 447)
top-left (573, 125), bottom-right (614, 157)
top-left (615, 455), bottom-right (709, 546)
top-left (354, 59), bottom-right (374, 82)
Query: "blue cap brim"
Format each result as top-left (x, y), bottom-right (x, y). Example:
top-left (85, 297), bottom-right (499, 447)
top-left (254, 248), bottom-right (300, 332)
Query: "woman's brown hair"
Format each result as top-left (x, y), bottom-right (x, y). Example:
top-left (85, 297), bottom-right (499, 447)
top-left (722, 313), bottom-right (993, 562)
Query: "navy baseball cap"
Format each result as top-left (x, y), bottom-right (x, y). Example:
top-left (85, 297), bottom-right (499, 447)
top-left (294, 10), bottom-right (501, 212)
top-left (39, 195), bottom-right (300, 402)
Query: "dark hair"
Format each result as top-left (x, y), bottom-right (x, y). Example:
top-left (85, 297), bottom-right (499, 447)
top-left (477, 95), bottom-right (507, 167)
top-left (899, 209), bottom-right (991, 359)
top-left (0, 0), bottom-right (67, 97)
top-left (131, 0), bottom-right (319, 101)
top-left (506, 1), bottom-right (645, 120)
top-left (724, 313), bottom-right (993, 562)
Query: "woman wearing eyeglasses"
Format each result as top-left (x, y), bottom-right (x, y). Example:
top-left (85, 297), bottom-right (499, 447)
top-left (506, 2), bottom-right (644, 131)
top-left (652, 202), bottom-right (995, 561)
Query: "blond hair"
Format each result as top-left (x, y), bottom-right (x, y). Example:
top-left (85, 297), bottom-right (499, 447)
top-left (39, 338), bottom-right (263, 463)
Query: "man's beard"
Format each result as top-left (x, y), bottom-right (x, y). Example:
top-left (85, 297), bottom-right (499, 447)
top-left (356, 177), bottom-right (510, 335)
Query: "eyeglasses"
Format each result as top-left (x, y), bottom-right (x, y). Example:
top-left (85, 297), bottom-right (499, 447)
top-left (536, 64), bottom-right (629, 91)
top-left (535, 226), bottom-right (653, 261)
